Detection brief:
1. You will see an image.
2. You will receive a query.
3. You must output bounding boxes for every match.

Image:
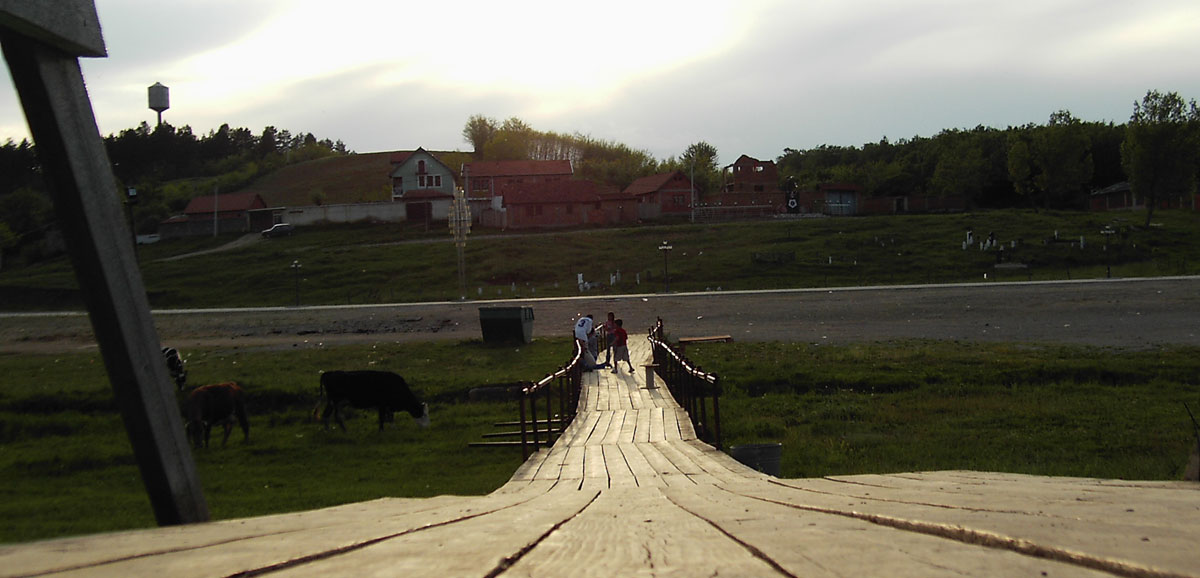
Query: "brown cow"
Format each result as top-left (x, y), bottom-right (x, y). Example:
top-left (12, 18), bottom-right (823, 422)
top-left (185, 382), bottom-right (249, 449)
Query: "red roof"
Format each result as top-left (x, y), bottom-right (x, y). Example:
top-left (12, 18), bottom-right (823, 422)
top-left (389, 151), bottom-right (416, 164)
top-left (623, 171), bottom-right (690, 197)
top-left (183, 192), bottom-right (267, 214)
top-left (464, 160), bottom-right (573, 178)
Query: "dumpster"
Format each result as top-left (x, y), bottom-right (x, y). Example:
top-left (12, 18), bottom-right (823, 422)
top-left (478, 306), bottom-right (534, 344)
top-left (729, 443), bottom-right (782, 476)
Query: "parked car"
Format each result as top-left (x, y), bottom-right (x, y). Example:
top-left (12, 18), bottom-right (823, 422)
top-left (261, 223), bottom-right (294, 238)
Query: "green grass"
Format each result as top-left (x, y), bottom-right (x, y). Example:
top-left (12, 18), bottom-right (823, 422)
top-left (688, 340), bottom-right (1200, 480)
top-left (2, 208), bottom-right (1198, 310)
top-left (0, 338), bottom-right (571, 543)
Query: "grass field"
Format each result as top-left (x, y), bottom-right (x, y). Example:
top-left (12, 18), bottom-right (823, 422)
top-left (4, 337), bottom-right (1199, 543)
top-left (3, 208), bottom-right (1200, 544)
top-left (689, 340), bottom-right (1200, 481)
top-left (2, 208), bottom-right (1198, 309)
top-left (0, 339), bottom-right (569, 543)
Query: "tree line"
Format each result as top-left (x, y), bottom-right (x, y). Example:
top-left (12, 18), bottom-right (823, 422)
top-left (464, 90), bottom-right (1200, 227)
top-left (0, 122), bottom-right (348, 268)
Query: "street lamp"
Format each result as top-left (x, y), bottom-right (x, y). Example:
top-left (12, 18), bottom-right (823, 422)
top-left (291, 260), bottom-right (301, 306)
top-left (125, 187), bottom-right (138, 250)
top-left (658, 241), bottom-right (673, 293)
top-left (1101, 226), bottom-right (1116, 278)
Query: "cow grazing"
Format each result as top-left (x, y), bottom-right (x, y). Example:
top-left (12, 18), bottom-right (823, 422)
top-left (162, 346), bottom-right (187, 390)
top-left (185, 382), bottom-right (249, 448)
top-left (314, 370), bottom-right (430, 431)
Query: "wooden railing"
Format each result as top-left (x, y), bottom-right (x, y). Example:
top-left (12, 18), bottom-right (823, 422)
top-left (647, 318), bottom-right (723, 450)
top-left (516, 339), bottom-right (584, 459)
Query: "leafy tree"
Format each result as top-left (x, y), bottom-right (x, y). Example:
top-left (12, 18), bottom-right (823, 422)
top-left (931, 130), bottom-right (987, 204)
top-left (462, 115), bottom-right (498, 159)
top-left (1121, 90), bottom-right (1200, 225)
top-left (1007, 127), bottom-right (1037, 207)
top-left (0, 221), bottom-right (15, 272)
top-left (679, 141), bottom-right (720, 196)
top-left (0, 187), bottom-right (52, 238)
top-left (1033, 110), bottom-right (1093, 209)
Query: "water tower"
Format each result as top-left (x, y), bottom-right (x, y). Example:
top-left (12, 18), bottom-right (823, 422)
top-left (148, 82), bottom-right (169, 126)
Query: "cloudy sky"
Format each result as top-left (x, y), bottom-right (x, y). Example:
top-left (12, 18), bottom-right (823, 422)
top-left (2, 0), bottom-right (1199, 164)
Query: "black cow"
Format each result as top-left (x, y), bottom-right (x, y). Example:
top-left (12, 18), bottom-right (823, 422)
top-left (314, 370), bottom-right (430, 431)
top-left (184, 382), bottom-right (249, 448)
top-left (162, 346), bottom-right (187, 390)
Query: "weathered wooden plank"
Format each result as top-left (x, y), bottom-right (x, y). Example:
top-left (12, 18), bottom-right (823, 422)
top-left (582, 444), bottom-right (608, 485)
top-left (663, 484), bottom-right (1113, 578)
top-left (262, 487), bottom-right (601, 578)
top-left (507, 448), bottom-right (549, 482)
top-left (2, 489), bottom-right (560, 578)
top-left (682, 438), bottom-right (761, 479)
top-left (615, 443), bottom-right (667, 488)
top-left (602, 445), bottom-right (637, 488)
top-left (728, 475), bottom-right (1200, 578)
top-left (600, 410), bottom-right (626, 445)
top-left (0, 0), bottom-right (105, 56)
top-left (554, 445), bottom-right (586, 482)
top-left (1, 31), bottom-right (206, 525)
top-left (634, 400), bottom-right (652, 444)
top-left (630, 440), bottom-right (692, 486)
top-left (648, 406), bottom-right (666, 442)
top-left (587, 410), bottom-right (613, 446)
top-left (502, 488), bottom-right (781, 577)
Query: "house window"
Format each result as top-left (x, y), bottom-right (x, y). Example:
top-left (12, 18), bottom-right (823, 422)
top-left (417, 160), bottom-right (426, 174)
top-left (754, 165), bottom-right (764, 172)
top-left (419, 175), bottom-right (426, 187)
top-left (673, 194), bottom-right (686, 206)
top-left (434, 175), bottom-right (442, 187)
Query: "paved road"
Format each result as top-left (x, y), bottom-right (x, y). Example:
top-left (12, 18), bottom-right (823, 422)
top-left (2, 277), bottom-right (1197, 352)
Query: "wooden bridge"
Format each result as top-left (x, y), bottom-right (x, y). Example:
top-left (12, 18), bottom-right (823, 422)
top-left (4, 337), bottom-right (1198, 578)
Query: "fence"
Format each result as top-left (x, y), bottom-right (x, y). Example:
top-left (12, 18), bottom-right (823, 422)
top-left (516, 339), bottom-right (584, 459)
top-left (647, 318), bottom-right (723, 450)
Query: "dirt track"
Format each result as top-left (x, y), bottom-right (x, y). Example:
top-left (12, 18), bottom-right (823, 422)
top-left (1, 277), bottom-right (1198, 353)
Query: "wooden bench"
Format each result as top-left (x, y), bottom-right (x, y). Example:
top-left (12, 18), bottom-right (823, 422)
top-left (677, 335), bottom-right (733, 354)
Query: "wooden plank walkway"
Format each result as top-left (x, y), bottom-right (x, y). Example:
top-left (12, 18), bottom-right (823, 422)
top-left (3, 337), bottom-right (1198, 577)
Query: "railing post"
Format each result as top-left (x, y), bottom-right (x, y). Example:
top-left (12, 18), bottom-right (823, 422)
top-left (544, 383), bottom-right (553, 443)
top-left (712, 377), bottom-right (722, 450)
top-left (519, 392), bottom-right (529, 459)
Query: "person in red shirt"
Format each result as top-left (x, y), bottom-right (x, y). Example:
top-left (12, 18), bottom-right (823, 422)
top-left (610, 319), bottom-right (635, 374)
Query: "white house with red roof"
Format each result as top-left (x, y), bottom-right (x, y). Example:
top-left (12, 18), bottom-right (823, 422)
top-left (389, 148), bottom-right (457, 222)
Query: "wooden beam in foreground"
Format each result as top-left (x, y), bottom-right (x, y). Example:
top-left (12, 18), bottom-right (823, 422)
top-left (0, 6), bottom-right (208, 525)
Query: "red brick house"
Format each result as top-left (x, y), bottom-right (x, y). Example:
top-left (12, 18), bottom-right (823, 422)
top-left (622, 171), bottom-right (694, 220)
top-left (160, 191), bottom-right (273, 238)
top-left (480, 180), bottom-right (634, 229)
top-left (462, 160), bottom-right (573, 199)
top-left (707, 154), bottom-right (785, 210)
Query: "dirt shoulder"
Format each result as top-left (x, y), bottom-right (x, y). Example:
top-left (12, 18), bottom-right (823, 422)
top-left (2, 277), bottom-right (1197, 354)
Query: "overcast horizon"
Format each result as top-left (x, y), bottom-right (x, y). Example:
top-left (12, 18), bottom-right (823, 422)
top-left (2, 0), bottom-right (1199, 164)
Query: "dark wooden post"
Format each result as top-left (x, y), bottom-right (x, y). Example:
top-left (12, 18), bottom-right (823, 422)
top-left (0, 2), bottom-right (209, 525)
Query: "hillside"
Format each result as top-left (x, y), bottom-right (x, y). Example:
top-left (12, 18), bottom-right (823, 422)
top-left (240, 151), bottom-right (395, 207)
top-left (241, 149), bottom-right (475, 208)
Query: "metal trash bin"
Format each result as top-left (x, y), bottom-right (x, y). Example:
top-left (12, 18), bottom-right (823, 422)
top-left (478, 306), bottom-right (534, 344)
top-left (729, 443), bottom-right (782, 476)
